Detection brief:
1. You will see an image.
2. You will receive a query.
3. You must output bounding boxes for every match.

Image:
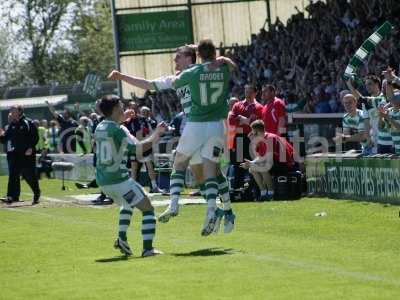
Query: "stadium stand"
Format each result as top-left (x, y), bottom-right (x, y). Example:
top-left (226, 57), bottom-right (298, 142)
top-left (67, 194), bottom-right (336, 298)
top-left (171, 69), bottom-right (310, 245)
top-left (227, 0), bottom-right (400, 113)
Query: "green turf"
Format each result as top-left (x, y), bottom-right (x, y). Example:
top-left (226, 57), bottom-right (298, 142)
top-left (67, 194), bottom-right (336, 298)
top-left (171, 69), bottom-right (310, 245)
top-left (0, 176), bottom-right (400, 299)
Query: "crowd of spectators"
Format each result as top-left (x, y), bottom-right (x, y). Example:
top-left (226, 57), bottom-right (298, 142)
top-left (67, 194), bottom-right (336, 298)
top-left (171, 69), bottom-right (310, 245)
top-left (121, 0), bottom-right (400, 117)
top-left (225, 0), bottom-right (400, 113)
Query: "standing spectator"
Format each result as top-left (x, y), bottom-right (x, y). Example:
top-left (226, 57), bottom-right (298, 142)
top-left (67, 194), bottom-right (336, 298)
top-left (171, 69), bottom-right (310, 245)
top-left (46, 101), bottom-right (77, 153)
top-left (89, 113), bottom-right (100, 134)
top-left (0, 105), bottom-right (41, 204)
top-left (379, 84), bottom-right (400, 155)
top-left (227, 84), bottom-right (263, 193)
top-left (333, 94), bottom-right (369, 153)
top-left (261, 84), bottom-right (287, 136)
top-left (1, 114), bottom-right (16, 198)
top-left (75, 116), bottom-right (92, 155)
top-left (33, 119), bottom-right (48, 152)
top-left (346, 75), bottom-right (387, 154)
top-left (47, 120), bottom-right (59, 153)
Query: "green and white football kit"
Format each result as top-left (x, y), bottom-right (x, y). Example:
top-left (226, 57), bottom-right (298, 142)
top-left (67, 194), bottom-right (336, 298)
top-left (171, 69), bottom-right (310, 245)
top-left (153, 63), bottom-right (230, 162)
top-left (343, 109), bottom-right (369, 152)
top-left (152, 63), bottom-right (234, 234)
top-left (95, 120), bottom-right (156, 255)
top-left (361, 94), bottom-right (392, 152)
top-left (387, 107), bottom-right (400, 155)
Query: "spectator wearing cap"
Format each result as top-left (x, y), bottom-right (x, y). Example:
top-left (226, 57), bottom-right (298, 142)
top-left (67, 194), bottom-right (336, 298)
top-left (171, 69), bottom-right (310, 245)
top-left (261, 84), bottom-right (287, 136)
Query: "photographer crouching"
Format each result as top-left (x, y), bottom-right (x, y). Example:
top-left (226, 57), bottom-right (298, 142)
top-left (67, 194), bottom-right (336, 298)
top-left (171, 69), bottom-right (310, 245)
top-left (0, 105), bottom-right (41, 205)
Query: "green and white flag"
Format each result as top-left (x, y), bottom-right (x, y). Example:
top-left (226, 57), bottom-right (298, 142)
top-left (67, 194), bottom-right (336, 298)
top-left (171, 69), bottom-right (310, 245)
top-left (83, 73), bottom-right (101, 98)
top-left (343, 21), bottom-right (393, 81)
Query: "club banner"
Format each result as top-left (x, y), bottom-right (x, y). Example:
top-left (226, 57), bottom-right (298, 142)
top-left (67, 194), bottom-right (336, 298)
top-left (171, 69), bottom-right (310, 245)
top-left (83, 73), bottom-right (101, 98)
top-left (306, 156), bottom-right (400, 204)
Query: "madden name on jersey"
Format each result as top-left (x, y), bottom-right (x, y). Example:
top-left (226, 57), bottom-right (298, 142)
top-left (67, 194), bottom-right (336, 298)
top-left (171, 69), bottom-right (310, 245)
top-left (199, 72), bottom-right (224, 81)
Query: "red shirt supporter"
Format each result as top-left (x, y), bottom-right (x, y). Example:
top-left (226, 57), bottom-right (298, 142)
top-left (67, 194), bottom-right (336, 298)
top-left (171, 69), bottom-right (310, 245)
top-left (255, 132), bottom-right (295, 167)
top-left (228, 100), bottom-right (263, 134)
top-left (261, 84), bottom-right (287, 135)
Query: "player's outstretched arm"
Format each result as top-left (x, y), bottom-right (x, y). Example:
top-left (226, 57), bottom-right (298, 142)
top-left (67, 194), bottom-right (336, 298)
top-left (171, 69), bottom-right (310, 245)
top-left (108, 70), bottom-right (153, 91)
top-left (45, 100), bottom-right (58, 118)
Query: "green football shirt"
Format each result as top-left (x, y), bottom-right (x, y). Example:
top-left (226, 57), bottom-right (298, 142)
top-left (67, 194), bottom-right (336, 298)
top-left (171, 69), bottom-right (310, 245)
top-left (343, 109), bottom-right (369, 148)
top-left (173, 63), bottom-right (231, 122)
top-left (151, 65), bottom-right (197, 115)
top-left (363, 94), bottom-right (392, 146)
top-left (95, 120), bottom-right (136, 186)
top-left (387, 107), bottom-right (400, 154)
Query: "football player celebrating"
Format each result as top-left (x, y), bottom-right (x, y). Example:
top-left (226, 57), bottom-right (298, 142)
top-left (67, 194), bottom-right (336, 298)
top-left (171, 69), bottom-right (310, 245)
top-left (95, 95), bottom-right (165, 257)
top-left (108, 42), bottom-right (236, 235)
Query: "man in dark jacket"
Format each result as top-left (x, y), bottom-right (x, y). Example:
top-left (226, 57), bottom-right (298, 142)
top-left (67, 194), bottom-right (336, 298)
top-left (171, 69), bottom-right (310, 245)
top-left (46, 101), bottom-right (77, 153)
top-left (0, 105), bottom-right (41, 204)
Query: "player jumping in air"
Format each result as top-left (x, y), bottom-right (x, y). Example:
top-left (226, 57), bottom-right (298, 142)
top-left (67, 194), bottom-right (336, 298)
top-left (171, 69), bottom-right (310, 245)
top-left (108, 41), bottom-right (236, 235)
top-left (95, 95), bottom-right (165, 257)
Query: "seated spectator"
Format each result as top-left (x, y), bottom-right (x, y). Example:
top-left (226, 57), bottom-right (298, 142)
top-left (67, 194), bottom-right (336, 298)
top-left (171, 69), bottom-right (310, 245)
top-left (240, 120), bottom-right (296, 201)
top-left (37, 148), bottom-right (53, 179)
top-left (333, 94), bottom-right (370, 154)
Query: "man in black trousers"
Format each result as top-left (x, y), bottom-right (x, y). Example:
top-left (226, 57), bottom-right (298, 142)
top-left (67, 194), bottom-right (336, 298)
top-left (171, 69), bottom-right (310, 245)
top-left (0, 105), bottom-right (41, 205)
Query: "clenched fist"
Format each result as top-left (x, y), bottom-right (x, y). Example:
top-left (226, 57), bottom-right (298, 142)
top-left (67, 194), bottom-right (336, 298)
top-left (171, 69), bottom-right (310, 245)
top-left (108, 70), bottom-right (123, 81)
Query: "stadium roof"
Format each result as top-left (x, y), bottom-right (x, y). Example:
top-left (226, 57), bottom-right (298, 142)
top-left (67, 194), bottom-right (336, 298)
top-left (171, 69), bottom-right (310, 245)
top-left (0, 95), bottom-right (67, 111)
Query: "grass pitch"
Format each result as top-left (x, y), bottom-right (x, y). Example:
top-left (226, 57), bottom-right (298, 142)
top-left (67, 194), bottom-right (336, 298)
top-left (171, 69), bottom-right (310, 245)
top-left (0, 176), bottom-right (400, 300)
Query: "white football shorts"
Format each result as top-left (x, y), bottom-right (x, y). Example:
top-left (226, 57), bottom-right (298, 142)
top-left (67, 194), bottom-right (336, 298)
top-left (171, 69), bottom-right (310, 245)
top-left (101, 178), bottom-right (146, 207)
top-left (177, 120), bottom-right (225, 163)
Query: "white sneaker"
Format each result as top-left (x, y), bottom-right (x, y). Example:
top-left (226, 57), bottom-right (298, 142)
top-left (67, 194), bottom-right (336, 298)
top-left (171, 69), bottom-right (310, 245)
top-left (224, 211), bottom-right (236, 234)
top-left (158, 203), bottom-right (179, 223)
top-left (141, 248), bottom-right (164, 257)
top-left (201, 211), bottom-right (217, 236)
top-left (114, 238), bottom-right (132, 256)
top-left (212, 208), bottom-right (225, 234)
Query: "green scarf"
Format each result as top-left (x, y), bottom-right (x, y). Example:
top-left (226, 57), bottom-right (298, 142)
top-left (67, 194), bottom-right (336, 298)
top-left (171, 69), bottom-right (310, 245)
top-left (343, 21), bottom-right (393, 81)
